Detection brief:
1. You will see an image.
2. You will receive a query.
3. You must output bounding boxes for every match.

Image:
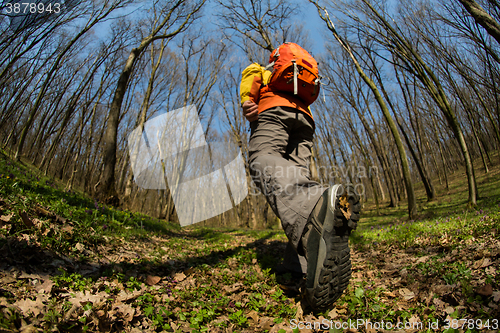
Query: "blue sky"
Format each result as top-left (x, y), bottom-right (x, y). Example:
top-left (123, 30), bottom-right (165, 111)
top-left (301, 0), bottom-right (330, 55)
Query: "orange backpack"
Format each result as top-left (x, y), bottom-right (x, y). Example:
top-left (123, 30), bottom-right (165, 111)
top-left (263, 42), bottom-right (320, 106)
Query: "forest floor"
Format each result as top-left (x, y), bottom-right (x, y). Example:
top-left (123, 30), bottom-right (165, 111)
top-left (0, 150), bottom-right (499, 333)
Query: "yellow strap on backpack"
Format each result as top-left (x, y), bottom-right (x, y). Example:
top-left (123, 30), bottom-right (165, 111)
top-left (240, 63), bottom-right (271, 105)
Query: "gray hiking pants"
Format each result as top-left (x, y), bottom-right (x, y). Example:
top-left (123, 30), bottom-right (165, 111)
top-left (248, 106), bottom-right (327, 273)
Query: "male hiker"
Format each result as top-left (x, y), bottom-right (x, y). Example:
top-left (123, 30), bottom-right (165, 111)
top-left (240, 43), bottom-right (361, 310)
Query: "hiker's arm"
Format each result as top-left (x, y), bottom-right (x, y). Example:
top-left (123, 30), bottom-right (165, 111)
top-left (240, 63), bottom-right (265, 122)
top-left (242, 100), bottom-right (258, 122)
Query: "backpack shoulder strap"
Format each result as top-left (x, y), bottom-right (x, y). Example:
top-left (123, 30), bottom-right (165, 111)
top-left (240, 63), bottom-right (268, 105)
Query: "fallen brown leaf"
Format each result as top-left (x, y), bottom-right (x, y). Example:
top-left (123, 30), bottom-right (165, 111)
top-left (432, 297), bottom-right (446, 311)
top-left (74, 243), bottom-right (85, 252)
top-left (398, 288), bottom-right (415, 301)
top-left (433, 284), bottom-right (453, 296)
top-left (0, 213), bottom-right (13, 223)
top-left (270, 322), bottom-right (292, 333)
top-left (0, 275), bottom-right (16, 284)
top-left (476, 284), bottom-right (493, 297)
top-left (258, 316), bottom-right (275, 331)
top-left (13, 297), bottom-right (46, 317)
top-left (246, 309), bottom-right (259, 323)
top-left (416, 255), bottom-right (431, 264)
top-left (63, 291), bottom-right (108, 307)
top-left (34, 279), bottom-right (54, 294)
top-left (408, 315), bottom-right (421, 332)
top-left (481, 257), bottom-right (493, 268)
top-left (485, 266), bottom-right (497, 275)
top-left (328, 308), bottom-right (339, 319)
top-left (112, 302), bottom-right (135, 323)
top-left (145, 275), bottom-right (161, 286)
top-left (19, 210), bottom-right (34, 228)
top-left (295, 301), bottom-right (304, 321)
top-left (20, 324), bottom-right (38, 333)
top-left (173, 272), bottom-right (186, 282)
top-left (444, 306), bottom-right (455, 314)
top-left (492, 291), bottom-right (500, 302)
top-left (61, 225), bottom-right (74, 233)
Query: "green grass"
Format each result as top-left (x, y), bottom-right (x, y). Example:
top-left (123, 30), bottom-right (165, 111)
top-left (354, 156), bottom-right (500, 250)
top-left (0, 150), bottom-right (183, 252)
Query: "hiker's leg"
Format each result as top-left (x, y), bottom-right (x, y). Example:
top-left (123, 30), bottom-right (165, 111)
top-left (281, 111), bottom-right (326, 273)
top-left (249, 106), bottom-right (326, 272)
top-left (282, 240), bottom-right (307, 273)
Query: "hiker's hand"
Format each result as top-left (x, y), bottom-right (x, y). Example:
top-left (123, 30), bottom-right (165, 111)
top-left (242, 100), bottom-right (258, 122)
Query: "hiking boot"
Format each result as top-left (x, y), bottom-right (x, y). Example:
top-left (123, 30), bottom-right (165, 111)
top-left (301, 184), bottom-right (360, 310)
top-left (273, 265), bottom-right (306, 296)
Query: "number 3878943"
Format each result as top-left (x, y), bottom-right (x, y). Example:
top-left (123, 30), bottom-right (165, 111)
top-left (5, 2), bottom-right (61, 14)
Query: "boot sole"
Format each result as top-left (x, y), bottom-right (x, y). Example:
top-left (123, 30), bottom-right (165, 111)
top-left (304, 184), bottom-right (360, 310)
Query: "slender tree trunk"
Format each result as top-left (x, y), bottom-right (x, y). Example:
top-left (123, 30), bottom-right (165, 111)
top-left (392, 68), bottom-right (436, 200)
top-left (350, 120), bottom-right (380, 213)
top-left (465, 107), bottom-right (489, 173)
top-left (365, 0), bottom-right (477, 205)
top-left (15, 8), bottom-right (116, 161)
top-left (123, 39), bottom-right (167, 203)
top-left (100, 0), bottom-right (203, 204)
top-left (397, 118), bottom-right (436, 200)
top-left (352, 104), bottom-right (398, 207)
top-left (376, 168), bottom-right (385, 201)
top-left (102, 47), bottom-right (141, 204)
top-left (457, 0), bottom-right (500, 46)
top-left (431, 113), bottom-right (449, 191)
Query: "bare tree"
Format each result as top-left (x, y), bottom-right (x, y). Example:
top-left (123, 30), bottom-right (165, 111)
top-left (216, 0), bottom-right (297, 54)
top-left (457, 0), bottom-right (500, 45)
top-left (217, 59), bottom-right (260, 228)
top-left (342, 0), bottom-right (478, 205)
top-left (100, 0), bottom-right (205, 205)
top-left (310, 1), bottom-right (418, 218)
top-left (14, 0), bottom-right (132, 162)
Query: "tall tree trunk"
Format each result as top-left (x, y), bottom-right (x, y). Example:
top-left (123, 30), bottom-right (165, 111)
top-left (100, 0), bottom-right (203, 204)
top-left (392, 67), bottom-right (436, 201)
top-left (397, 118), bottom-right (436, 201)
top-left (350, 119), bottom-right (380, 214)
top-left (15, 5), bottom-right (119, 161)
top-left (359, 0), bottom-right (477, 205)
top-left (465, 108), bottom-right (489, 173)
top-left (346, 95), bottom-right (398, 207)
top-left (123, 39), bottom-right (167, 204)
top-left (457, 0), bottom-right (500, 46)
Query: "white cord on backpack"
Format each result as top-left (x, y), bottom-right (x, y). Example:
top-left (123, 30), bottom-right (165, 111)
top-left (292, 60), bottom-right (298, 95)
